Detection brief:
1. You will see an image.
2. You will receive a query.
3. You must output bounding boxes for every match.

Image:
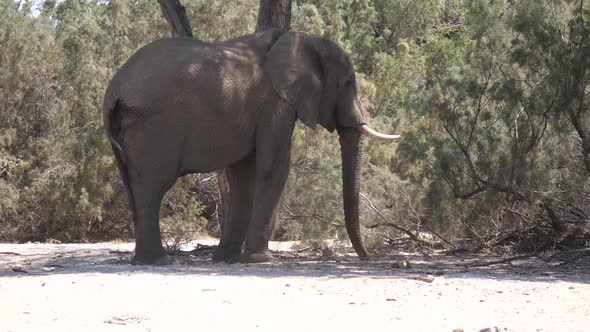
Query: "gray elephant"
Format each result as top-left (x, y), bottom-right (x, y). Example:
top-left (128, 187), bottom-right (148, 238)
top-left (103, 29), bottom-right (398, 264)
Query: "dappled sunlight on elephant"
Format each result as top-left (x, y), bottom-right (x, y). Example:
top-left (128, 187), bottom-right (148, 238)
top-left (103, 29), bottom-right (398, 265)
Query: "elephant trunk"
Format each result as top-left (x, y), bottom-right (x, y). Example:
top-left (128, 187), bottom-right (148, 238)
top-left (338, 128), bottom-right (369, 259)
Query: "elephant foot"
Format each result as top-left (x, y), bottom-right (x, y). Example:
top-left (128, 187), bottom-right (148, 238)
top-left (240, 250), bottom-right (274, 263)
top-left (133, 249), bottom-right (174, 265)
top-left (212, 245), bottom-right (242, 263)
top-left (133, 254), bottom-right (174, 265)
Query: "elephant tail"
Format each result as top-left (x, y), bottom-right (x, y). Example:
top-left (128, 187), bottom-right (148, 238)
top-left (104, 96), bottom-right (137, 216)
top-left (103, 97), bottom-right (125, 161)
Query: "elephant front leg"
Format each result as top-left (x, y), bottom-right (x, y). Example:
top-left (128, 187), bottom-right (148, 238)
top-left (213, 154), bottom-right (256, 263)
top-left (241, 142), bottom-right (292, 263)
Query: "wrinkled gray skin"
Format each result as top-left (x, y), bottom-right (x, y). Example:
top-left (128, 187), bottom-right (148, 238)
top-left (104, 29), bottom-right (369, 264)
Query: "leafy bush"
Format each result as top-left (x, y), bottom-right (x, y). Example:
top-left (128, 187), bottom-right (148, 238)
top-left (0, 0), bottom-right (587, 254)
top-left (160, 176), bottom-right (207, 252)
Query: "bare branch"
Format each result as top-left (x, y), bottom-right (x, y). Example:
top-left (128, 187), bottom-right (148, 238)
top-left (466, 60), bottom-right (494, 149)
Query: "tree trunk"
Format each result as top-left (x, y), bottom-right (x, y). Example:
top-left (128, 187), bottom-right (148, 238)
top-left (157, 0), bottom-right (193, 38)
top-left (216, 169), bottom-right (230, 235)
top-left (256, 0), bottom-right (292, 32)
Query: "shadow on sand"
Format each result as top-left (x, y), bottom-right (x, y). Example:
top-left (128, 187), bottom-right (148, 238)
top-left (1, 242), bottom-right (589, 284)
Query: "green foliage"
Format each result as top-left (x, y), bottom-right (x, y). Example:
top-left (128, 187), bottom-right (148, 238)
top-left (185, 0), bottom-right (257, 41)
top-left (160, 176), bottom-right (207, 252)
top-left (392, 0), bottom-right (589, 248)
top-left (0, 0), bottom-right (164, 241)
top-left (292, 3), bottom-right (325, 36)
top-left (286, 0), bottom-right (589, 250)
top-left (0, 0), bottom-right (257, 242)
top-left (279, 125), bottom-right (344, 242)
top-left (1, 0), bottom-right (587, 252)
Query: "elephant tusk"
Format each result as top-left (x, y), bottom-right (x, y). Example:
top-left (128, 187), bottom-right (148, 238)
top-left (359, 125), bottom-right (401, 141)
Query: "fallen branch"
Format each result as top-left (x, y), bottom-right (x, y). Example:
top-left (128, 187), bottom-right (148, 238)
top-left (544, 248), bottom-right (590, 267)
top-left (418, 224), bottom-right (456, 249)
top-left (0, 252), bottom-right (21, 256)
top-left (467, 253), bottom-right (537, 267)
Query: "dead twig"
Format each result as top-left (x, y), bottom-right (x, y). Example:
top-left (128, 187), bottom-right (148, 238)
top-left (404, 193), bottom-right (456, 249)
top-left (360, 193), bottom-right (435, 247)
top-left (12, 267), bottom-right (28, 273)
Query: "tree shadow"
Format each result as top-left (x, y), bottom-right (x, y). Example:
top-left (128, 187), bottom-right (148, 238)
top-left (1, 243), bottom-right (588, 284)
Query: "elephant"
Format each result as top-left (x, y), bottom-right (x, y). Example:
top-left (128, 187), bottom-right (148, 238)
top-left (103, 29), bottom-right (399, 264)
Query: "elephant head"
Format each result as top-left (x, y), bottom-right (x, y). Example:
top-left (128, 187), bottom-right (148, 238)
top-left (265, 32), bottom-right (399, 258)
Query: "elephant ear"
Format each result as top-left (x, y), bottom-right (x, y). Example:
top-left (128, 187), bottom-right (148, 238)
top-left (264, 32), bottom-right (324, 129)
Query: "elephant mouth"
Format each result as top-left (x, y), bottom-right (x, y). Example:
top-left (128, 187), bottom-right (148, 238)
top-left (357, 125), bottom-right (400, 141)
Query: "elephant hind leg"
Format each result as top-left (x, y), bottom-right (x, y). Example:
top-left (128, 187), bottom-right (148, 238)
top-left (127, 164), bottom-right (178, 265)
top-left (212, 153), bottom-right (256, 263)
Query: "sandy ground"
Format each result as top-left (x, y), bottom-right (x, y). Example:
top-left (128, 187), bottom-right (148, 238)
top-left (1, 239), bottom-right (589, 332)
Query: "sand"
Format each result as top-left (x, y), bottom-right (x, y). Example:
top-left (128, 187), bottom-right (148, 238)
top-left (1, 239), bottom-right (589, 332)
